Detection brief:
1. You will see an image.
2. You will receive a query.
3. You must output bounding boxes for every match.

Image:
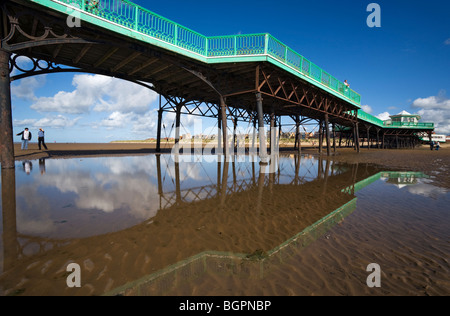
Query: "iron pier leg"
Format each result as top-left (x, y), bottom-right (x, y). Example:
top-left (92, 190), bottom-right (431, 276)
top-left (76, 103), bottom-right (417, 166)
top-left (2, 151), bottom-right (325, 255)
top-left (256, 92), bottom-right (268, 164)
top-left (325, 114), bottom-right (331, 156)
top-left (332, 123), bottom-right (336, 152)
top-left (296, 115), bottom-right (301, 155)
top-left (318, 120), bottom-right (323, 154)
top-left (175, 104), bottom-right (181, 145)
top-left (270, 110), bottom-right (275, 154)
top-left (220, 96), bottom-right (228, 157)
top-left (156, 96), bottom-right (163, 153)
top-left (0, 49), bottom-right (14, 169)
top-left (217, 105), bottom-right (222, 155)
top-left (355, 122), bottom-right (360, 152)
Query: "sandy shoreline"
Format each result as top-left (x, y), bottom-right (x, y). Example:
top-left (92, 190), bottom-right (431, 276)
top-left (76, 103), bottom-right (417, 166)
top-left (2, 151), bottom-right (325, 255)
top-left (2, 142), bottom-right (449, 296)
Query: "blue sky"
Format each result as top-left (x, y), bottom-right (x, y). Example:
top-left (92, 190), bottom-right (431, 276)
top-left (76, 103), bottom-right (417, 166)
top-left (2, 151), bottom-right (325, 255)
top-left (10, 0), bottom-right (450, 143)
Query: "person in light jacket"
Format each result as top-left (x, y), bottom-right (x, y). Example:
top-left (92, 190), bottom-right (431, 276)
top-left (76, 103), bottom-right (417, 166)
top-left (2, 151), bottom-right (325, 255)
top-left (38, 128), bottom-right (48, 150)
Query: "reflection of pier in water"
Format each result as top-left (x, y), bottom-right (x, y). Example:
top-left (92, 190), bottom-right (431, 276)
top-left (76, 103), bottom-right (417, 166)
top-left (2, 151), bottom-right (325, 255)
top-left (0, 155), bottom-right (428, 295)
top-left (156, 154), bottom-right (350, 210)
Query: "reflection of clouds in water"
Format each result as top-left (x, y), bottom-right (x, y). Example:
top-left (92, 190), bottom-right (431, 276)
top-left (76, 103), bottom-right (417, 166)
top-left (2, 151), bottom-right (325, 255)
top-left (103, 156), bottom-right (157, 176)
top-left (28, 156), bottom-right (209, 221)
top-left (38, 169), bottom-right (159, 219)
top-left (407, 181), bottom-right (448, 199)
top-left (16, 185), bottom-right (55, 234)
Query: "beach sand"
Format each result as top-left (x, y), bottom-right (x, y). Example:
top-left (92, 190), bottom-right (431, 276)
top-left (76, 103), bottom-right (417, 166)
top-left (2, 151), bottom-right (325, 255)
top-left (2, 142), bottom-right (449, 296)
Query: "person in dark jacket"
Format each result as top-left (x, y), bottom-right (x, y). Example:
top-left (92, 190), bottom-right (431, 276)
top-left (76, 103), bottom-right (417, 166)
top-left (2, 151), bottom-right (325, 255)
top-left (17, 127), bottom-right (32, 150)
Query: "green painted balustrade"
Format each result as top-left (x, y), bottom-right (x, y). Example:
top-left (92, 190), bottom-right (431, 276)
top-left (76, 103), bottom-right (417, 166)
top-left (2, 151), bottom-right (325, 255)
top-left (33, 0), bottom-right (361, 104)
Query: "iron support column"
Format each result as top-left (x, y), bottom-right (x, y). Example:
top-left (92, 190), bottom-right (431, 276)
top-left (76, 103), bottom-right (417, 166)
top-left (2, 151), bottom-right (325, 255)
top-left (156, 95), bottom-right (163, 153)
top-left (220, 96), bottom-right (228, 156)
top-left (318, 120), bottom-right (323, 154)
top-left (175, 104), bottom-right (181, 144)
top-left (332, 123), bottom-right (336, 152)
top-left (217, 105), bottom-right (222, 154)
top-left (0, 49), bottom-right (14, 169)
top-left (270, 110), bottom-right (275, 154)
top-left (324, 114), bottom-right (331, 156)
top-left (296, 115), bottom-right (301, 155)
top-left (256, 92), bottom-right (268, 163)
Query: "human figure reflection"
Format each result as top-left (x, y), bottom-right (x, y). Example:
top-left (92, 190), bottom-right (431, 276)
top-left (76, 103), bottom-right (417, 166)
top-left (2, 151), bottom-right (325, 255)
top-left (39, 158), bottom-right (46, 175)
top-left (22, 160), bottom-right (32, 175)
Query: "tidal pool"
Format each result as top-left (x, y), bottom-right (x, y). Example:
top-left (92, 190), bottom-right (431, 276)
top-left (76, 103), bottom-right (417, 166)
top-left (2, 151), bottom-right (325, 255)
top-left (0, 154), bottom-right (448, 296)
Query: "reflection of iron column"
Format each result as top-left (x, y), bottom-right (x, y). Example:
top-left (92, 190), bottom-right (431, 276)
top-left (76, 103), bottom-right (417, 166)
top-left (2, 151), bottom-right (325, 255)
top-left (2, 167), bottom-right (17, 271)
top-left (156, 154), bottom-right (162, 195)
top-left (220, 161), bottom-right (229, 206)
top-left (175, 161), bottom-right (181, 204)
top-left (0, 49), bottom-right (14, 169)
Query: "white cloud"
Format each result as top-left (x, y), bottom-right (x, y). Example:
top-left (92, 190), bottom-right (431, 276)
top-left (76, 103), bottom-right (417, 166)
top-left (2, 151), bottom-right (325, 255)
top-left (34, 115), bottom-right (80, 128)
top-left (361, 105), bottom-right (373, 113)
top-left (376, 112), bottom-right (391, 121)
top-left (11, 76), bottom-right (46, 101)
top-left (412, 91), bottom-right (450, 134)
top-left (30, 74), bottom-right (158, 114)
top-left (444, 38), bottom-right (450, 45)
top-left (93, 79), bottom-right (158, 114)
top-left (412, 94), bottom-right (450, 111)
top-left (100, 111), bottom-right (135, 129)
top-left (408, 182), bottom-right (447, 199)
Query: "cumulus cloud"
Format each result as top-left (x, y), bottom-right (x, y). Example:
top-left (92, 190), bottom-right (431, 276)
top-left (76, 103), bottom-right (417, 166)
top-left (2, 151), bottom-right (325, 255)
top-left (11, 76), bottom-right (46, 101)
top-left (30, 74), bottom-right (157, 114)
top-left (412, 91), bottom-right (450, 134)
top-left (376, 112), bottom-right (391, 121)
top-left (34, 115), bottom-right (81, 128)
top-left (361, 105), bottom-right (373, 113)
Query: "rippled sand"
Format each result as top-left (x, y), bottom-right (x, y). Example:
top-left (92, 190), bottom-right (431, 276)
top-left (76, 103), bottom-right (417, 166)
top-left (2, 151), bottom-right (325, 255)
top-left (2, 143), bottom-right (449, 296)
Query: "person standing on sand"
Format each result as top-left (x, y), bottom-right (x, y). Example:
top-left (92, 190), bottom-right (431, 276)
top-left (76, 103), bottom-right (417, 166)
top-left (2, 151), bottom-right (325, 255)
top-left (38, 128), bottom-right (48, 150)
top-left (17, 127), bottom-right (32, 150)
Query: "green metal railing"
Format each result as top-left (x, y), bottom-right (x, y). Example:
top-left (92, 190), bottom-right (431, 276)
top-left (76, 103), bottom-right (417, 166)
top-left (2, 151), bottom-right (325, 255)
top-left (36, 0), bottom-right (361, 104)
top-left (355, 110), bottom-right (434, 129)
top-left (357, 110), bottom-right (384, 127)
top-left (383, 121), bottom-right (434, 128)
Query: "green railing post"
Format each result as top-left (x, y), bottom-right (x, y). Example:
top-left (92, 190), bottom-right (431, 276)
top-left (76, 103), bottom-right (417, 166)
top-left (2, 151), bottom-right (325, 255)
top-left (264, 33), bottom-right (269, 55)
top-left (234, 36), bottom-right (237, 56)
top-left (175, 25), bottom-right (178, 46)
top-left (134, 5), bottom-right (138, 31)
top-left (284, 45), bottom-right (288, 63)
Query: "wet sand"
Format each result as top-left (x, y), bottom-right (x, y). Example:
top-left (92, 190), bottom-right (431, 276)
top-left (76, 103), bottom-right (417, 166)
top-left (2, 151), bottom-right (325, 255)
top-left (4, 142), bottom-right (449, 296)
